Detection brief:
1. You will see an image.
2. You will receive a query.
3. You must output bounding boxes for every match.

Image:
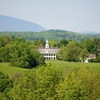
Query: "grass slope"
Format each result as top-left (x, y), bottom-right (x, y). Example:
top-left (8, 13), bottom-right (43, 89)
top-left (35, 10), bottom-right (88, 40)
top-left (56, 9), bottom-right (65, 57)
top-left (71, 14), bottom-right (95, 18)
top-left (46, 60), bottom-right (100, 68)
top-left (0, 61), bottom-right (100, 78)
top-left (46, 60), bottom-right (100, 77)
top-left (0, 63), bottom-right (28, 78)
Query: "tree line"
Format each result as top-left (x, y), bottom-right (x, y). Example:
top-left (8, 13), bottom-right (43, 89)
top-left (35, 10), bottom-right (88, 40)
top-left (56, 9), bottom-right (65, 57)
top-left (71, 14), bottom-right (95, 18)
top-left (0, 36), bottom-right (100, 64)
top-left (0, 30), bottom-right (100, 42)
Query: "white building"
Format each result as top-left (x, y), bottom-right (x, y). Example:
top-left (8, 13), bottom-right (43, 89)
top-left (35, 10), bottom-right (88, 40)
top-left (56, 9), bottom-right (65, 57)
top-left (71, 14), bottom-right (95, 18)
top-left (84, 54), bottom-right (96, 63)
top-left (38, 40), bottom-right (59, 60)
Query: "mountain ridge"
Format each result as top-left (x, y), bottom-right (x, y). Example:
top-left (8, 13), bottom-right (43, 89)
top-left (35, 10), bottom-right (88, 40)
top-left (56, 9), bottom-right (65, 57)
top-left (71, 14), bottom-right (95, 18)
top-left (0, 15), bottom-right (46, 32)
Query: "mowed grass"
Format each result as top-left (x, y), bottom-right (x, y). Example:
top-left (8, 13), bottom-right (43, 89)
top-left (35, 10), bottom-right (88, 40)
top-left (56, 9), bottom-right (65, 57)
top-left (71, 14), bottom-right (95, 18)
top-left (46, 60), bottom-right (100, 68)
top-left (46, 60), bottom-right (100, 77)
top-left (0, 63), bottom-right (28, 78)
top-left (0, 60), bottom-right (100, 78)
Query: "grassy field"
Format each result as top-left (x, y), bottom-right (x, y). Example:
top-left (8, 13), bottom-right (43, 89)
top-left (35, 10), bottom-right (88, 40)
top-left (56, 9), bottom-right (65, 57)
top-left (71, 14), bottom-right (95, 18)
top-left (0, 63), bottom-right (28, 78)
top-left (0, 60), bottom-right (100, 78)
top-left (46, 60), bottom-right (100, 76)
top-left (46, 60), bottom-right (100, 69)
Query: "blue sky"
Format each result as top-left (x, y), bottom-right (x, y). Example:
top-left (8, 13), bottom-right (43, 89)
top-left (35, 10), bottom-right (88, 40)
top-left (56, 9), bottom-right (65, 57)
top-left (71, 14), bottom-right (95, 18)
top-left (0, 0), bottom-right (100, 32)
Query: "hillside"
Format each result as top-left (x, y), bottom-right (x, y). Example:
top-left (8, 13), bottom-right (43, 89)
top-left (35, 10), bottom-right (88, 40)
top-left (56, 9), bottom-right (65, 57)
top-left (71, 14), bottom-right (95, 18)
top-left (0, 15), bottom-right (45, 32)
top-left (0, 30), bottom-right (100, 42)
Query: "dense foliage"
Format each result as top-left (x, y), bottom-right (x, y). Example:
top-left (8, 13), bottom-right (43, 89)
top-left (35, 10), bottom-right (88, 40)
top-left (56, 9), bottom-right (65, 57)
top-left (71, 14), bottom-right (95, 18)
top-left (57, 40), bottom-right (81, 61)
top-left (0, 30), bottom-right (100, 42)
top-left (1, 64), bottom-right (100, 100)
top-left (0, 71), bottom-right (13, 100)
top-left (57, 38), bottom-right (100, 62)
top-left (0, 36), bottom-right (100, 63)
top-left (8, 64), bottom-right (63, 100)
top-left (59, 67), bottom-right (100, 100)
top-left (0, 36), bottom-right (45, 68)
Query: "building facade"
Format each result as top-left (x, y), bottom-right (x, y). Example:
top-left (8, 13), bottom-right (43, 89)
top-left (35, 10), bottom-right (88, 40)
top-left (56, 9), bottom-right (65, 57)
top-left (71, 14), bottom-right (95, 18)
top-left (84, 54), bottom-right (96, 63)
top-left (38, 40), bottom-right (59, 60)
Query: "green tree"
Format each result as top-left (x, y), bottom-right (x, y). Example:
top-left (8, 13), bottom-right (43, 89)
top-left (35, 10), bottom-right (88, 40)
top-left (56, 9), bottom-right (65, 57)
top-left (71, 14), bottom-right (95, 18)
top-left (81, 38), bottom-right (95, 53)
top-left (0, 71), bottom-right (13, 99)
top-left (9, 38), bottom-right (45, 68)
top-left (2, 36), bottom-right (10, 46)
top-left (0, 37), bottom-right (2, 47)
top-left (34, 39), bottom-right (45, 48)
top-left (93, 55), bottom-right (100, 62)
top-left (57, 40), bottom-right (81, 61)
top-left (59, 67), bottom-right (100, 100)
top-left (0, 47), bottom-right (10, 62)
top-left (0, 92), bottom-right (6, 100)
top-left (49, 40), bottom-right (58, 48)
top-left (58, 39), bottom-right (68, 47)
top-left (79, 49), bottom-right (89, 62)
top-left (93, 38), bottom-right (100, 48)
top-left (9, 64), bottom-right (63, 100)
top-left (0, 71), bottom-right (11, 92)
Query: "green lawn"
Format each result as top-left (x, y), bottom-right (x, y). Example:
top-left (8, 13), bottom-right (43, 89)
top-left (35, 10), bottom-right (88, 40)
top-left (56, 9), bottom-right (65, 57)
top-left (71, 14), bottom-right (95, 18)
top-left (46, 60), bottom-right (100, 77)
top-left (0, 61), bottom-right (100, 78)
top-left (0, 63), bottom-right (28, 78)
top-left (46, 60), bottom-right (100, 68)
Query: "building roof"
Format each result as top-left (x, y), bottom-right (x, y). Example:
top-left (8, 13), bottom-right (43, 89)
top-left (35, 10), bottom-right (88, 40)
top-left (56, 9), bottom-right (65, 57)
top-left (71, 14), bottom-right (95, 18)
top-left (38, 40), bottom-right (59, 54)
top-left (88, 54), bottom-right (96, 59)
top-left (38, 48), bottom-right (59, 54)
top-left (97, 48), bottom-right (100, 52)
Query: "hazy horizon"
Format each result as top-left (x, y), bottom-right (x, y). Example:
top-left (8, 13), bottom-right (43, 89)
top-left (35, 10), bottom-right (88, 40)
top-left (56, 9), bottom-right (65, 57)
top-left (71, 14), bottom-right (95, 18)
top-left (0, 0), bottom-right (100, 32)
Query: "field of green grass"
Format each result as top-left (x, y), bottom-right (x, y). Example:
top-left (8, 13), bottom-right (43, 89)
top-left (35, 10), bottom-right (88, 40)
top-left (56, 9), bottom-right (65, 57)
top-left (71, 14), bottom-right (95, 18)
top-left (46, 60), bottom-right (100, 76)
top-left (0, 60), bottom-right (100, 78)
top-left (0, 63), bottom-right (28, 78)
top-left (46, 60), bottom-right (100, 69)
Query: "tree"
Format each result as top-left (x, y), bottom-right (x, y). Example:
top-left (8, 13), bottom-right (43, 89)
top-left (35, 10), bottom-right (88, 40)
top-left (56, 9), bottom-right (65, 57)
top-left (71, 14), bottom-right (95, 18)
top-left (0, 92), bottom-right (6, 100)
top-left (93, 55), bottom-right (100, 62)
top-left (2, 36), bottom-right (10, 46)
top-left (81, 38), bottom-right (95, 53)
top-left (0, 71), bottom-right (11, 92)
top-left (57, 40), bottom-right (81, 61)
top-left (79, 49), bottom-right (89, 62)
top-left (58, 39), bottom-right (68, 47)
top-left (29, 50), bottom-right (45, 67)
top-left (59, 67), bottom-right (100, 100)
top-left (9, 64), bottom-right (63, 100)
top-left (34, 39), bottom-right (45, 48)
top-left (93, 38), bottom-right (100, 49)
top-left (49, 40), bottom-right (58, 48)
top-left (9, 38), bottom-right (45, 68)
top-left (0, 37), bottom-right (2, 47)
top-left (0, 47), bottom-right (10, 62)
top-left (0, 71), bottom-right (13, 99)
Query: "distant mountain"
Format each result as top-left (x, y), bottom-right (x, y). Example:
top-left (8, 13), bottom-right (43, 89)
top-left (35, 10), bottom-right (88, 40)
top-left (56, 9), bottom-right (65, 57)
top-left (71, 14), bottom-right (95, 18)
top-left (0, 15), bottom-right (45, 32)
top-left (79, 31), bottom-right (99, 34)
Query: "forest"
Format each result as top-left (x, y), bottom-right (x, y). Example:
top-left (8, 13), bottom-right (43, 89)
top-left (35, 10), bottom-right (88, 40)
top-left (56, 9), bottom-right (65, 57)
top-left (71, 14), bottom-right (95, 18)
top-left (0, 35), bottom-right (100, 99)
top-left (0, 29), bottom-right (100, 42)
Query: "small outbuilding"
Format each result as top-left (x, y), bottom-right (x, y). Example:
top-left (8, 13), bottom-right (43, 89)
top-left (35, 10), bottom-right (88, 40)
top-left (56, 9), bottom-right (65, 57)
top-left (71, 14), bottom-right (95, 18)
top-left (84, 54), bottom-right (96, 63)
